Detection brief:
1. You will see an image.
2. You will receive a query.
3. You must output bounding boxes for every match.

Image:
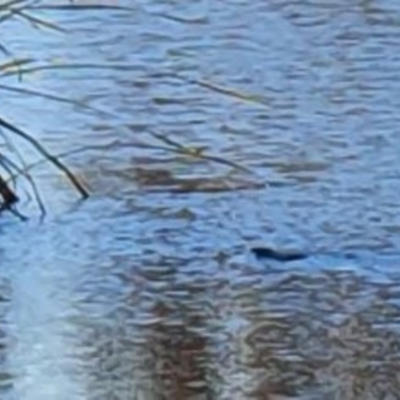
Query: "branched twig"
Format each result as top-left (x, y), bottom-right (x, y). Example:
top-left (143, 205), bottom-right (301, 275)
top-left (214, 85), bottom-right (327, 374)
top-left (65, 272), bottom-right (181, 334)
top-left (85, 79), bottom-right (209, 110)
top-left (0, 116), bottom-right (89, 198)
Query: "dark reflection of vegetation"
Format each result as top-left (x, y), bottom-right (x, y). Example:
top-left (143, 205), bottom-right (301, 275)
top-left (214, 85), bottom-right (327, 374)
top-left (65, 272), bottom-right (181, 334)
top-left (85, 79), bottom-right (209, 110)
top-left (55, 245), bottom-right (400, 399)
top-left (73, 256), bottom-right (214, 400)
top-left (143, 299), bottom-right (211, 399)
top-left (235, 269), bottom-right (400, 399)
top-left (130, 256), bottom-right (213, 400)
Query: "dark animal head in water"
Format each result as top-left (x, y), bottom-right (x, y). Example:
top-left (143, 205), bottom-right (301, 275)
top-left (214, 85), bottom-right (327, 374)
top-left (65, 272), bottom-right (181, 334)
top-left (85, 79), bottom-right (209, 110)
top-left (251, 247), bottom-right (308, 262)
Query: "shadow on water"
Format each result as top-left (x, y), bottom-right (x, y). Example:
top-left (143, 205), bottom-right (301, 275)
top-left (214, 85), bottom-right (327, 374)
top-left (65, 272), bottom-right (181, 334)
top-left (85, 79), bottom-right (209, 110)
top-left (2, 0), bottom-right (400, 399)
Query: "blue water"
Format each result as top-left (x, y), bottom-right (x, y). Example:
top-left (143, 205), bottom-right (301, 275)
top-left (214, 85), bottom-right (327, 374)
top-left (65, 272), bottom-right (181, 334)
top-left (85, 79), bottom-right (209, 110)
top-left (1, 0), bottom-right (400, 399)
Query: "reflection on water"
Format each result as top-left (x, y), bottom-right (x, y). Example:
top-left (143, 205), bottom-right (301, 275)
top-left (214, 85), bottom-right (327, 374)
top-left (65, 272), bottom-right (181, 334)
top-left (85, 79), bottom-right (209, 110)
top-left (2, 0), bottom-right (400, 399)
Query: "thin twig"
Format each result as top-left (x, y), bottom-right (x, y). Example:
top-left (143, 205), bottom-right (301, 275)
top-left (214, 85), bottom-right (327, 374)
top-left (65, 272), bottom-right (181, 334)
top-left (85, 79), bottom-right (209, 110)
top-left (0, 83), bottom-right (110, 115)
top-left (148, 130), bottom-right (251, 173)
top-left (0, 116), bottom-right (89, 198)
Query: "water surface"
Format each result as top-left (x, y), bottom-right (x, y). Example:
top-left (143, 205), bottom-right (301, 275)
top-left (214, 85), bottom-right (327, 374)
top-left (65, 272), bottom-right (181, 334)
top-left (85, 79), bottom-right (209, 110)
top-left (1, 0), bottom-right (400, 399)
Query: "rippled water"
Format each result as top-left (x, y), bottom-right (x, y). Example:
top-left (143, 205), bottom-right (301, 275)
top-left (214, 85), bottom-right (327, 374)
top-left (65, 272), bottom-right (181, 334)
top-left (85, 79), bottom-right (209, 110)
top-left (2, 0), bottom-right (400, 399)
